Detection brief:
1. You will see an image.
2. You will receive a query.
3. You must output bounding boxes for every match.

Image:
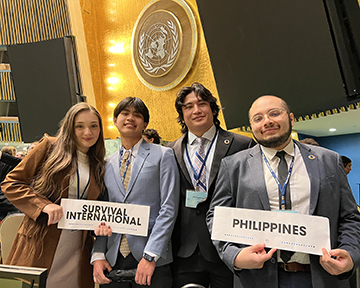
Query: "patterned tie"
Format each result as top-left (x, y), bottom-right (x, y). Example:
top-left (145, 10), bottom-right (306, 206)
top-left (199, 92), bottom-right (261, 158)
top-left (119, 150), bottom-right (131, 258)
top-left (193, 137), bottom-right (207, 192)
top-left (276, 150), bottom-right (293, 263)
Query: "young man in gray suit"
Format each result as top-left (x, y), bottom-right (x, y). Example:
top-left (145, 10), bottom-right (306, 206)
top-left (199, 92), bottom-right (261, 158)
top-left (207, 95), bottom-right (360, 288)
top-left (168, 83), bottom-right (256, 288)
top-left (92, 97), bottom-right (179, 287)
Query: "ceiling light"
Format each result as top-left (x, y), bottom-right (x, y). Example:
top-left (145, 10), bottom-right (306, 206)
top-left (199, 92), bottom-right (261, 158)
top-left (329, 128), bottom-right (336, 132)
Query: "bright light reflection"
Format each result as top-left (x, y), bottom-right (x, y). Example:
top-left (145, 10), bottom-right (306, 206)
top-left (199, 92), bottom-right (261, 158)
top-left (108, 77), bottom-right (119, 84)
top-left (109, 63), bottom-right (115, 67)
top-left (108, 86), bottom-right (115, 90)
top-left (108, 125), bottom-right (115, 129)
top-left (109, 103), bottom-right (116, 108)
top-left (329, 128), bottom-right (337, 132)
top-left (109, 42), bottom-right (126, 54)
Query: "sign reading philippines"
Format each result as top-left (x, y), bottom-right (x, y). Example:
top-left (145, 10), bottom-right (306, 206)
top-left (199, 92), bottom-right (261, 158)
top-left (58, 199), bottom-right (150, 237)
top-left (211, 207), bottom-right (331, 255)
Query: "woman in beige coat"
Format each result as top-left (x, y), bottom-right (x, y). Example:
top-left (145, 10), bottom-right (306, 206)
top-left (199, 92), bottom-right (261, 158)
top-left (2, 103), bottom-right (106, 288)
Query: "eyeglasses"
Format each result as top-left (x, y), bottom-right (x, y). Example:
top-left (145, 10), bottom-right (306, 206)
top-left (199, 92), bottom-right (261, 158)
top-left (250, 108), bottom-right (287, 124)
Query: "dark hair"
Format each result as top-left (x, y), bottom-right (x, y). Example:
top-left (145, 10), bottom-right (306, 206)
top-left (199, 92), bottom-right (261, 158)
top-left (175, 82), bottom-right (220, 133)
top-left (142, 129), bottom-right (162, 144)
top-left (340, 155), bottom-right (352, 167)
top-left (299, 138), bottom-right (319, 146)
top-left (113, 97), bottom-right (150, 123)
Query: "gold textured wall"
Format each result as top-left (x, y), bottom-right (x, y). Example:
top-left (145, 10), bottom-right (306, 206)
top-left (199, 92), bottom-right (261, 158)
top-left (80, 0), bottom-right (227, 141)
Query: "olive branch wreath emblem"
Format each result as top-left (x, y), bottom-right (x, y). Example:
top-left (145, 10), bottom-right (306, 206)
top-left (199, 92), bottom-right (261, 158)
top-left (139, 20), bottom-right (179, 74)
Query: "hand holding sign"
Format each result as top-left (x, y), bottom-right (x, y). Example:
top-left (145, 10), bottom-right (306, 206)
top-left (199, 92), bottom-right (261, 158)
top-left (234, 243), bottom-right (277, 269)
top-left (320, 248), bottom-right (354, 275)
top-left (42, 203), bottom-right (63, 226)
top-left (95, 222), bottom-right (112, 237)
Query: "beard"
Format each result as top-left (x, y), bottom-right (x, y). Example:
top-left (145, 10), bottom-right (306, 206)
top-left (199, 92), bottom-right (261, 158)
top-left (253, 118), bottom-right (292, 148)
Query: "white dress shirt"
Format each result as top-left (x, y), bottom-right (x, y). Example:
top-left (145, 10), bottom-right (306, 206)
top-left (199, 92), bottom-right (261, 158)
top-left (261, 140), bottom-right (311, 264)
top-left (184, 124), bottom-right (218, 190)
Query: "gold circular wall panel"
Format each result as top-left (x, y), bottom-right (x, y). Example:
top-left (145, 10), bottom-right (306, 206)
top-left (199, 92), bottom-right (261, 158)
top-left (132, 0), bottom-right (198, 91)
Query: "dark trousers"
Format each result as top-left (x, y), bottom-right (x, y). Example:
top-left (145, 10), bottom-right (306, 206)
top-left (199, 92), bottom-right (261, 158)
top-left (172, 247), bottom-right (233, 288)
top-left (101, 253), bottom-right (172, 288)
top-left (278, 267), bottom-right (312, 288)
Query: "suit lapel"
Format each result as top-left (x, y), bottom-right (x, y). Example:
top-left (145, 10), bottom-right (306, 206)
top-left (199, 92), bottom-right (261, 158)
top-left (110, 151), bottom-right (127, 197)
top-left (125, 140), bottom-right (150, 200)
top-left (209, 128), bottom-right (233, 188)
top-left (248, 145), bottom-right (271, 210)
top-left (295, 141), bottom-right (320, 215)
top-left (173, 134), bottom-right (193, 186)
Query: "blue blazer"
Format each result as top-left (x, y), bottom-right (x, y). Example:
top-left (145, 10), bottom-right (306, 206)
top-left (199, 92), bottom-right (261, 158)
top-left (207, 140), bottom-right (360, 288)
top-left (93, 140), bottom-right (180, 267)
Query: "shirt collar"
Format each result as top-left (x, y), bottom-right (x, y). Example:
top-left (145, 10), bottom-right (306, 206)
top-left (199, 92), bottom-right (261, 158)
top-left (121, 138), bottom-right (143, 158)
top-left (261, 139), bottom-right (295, 161)
top-left (188, 125), bottom-right (217, 145)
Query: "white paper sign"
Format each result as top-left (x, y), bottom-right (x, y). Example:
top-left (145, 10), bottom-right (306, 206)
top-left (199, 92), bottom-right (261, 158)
top-left (211, 206), bottom-right (331, 255)
top-left (58, 199), bottom-right (150, 236)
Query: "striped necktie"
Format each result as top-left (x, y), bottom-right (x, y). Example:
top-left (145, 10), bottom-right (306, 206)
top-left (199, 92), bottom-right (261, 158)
top-left (193, 137), bottom-right (207, 192)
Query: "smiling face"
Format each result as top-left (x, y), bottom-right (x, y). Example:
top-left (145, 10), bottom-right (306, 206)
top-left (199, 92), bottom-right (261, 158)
top-left (249, 96), bottom-right (294, 150)
top-left (74, 110), bottom-right (101, 153)
top-left (181, 91), bottom-right (215, 137)
top-left (114, 106), bottom-right (148, 140)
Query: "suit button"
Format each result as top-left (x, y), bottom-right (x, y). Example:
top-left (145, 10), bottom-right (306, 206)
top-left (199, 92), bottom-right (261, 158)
top-left (270, 258), bottom-right (276, 264)
top-left (196, 209), bottom-right (201, 215)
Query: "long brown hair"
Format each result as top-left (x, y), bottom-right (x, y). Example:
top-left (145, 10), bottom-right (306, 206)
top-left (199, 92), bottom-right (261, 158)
top-left (27, 102), bottom-right (106, 257)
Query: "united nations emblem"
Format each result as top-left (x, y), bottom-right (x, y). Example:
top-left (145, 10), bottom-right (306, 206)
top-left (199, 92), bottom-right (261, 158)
top-left (139, 15), bottom-right (180, 77)
top-left (132, 0), bottom-right (197, 91)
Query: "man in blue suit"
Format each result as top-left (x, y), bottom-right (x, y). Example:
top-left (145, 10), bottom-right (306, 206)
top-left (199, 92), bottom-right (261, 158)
top-left (207, 95), bottom-right (360, 288)
top-left (92, 97), bottom-right (179, 287)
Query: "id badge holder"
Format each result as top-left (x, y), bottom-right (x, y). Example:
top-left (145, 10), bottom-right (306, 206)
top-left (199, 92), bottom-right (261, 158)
top-left (185, 190), bottom-right (207, 208)
top-left (273, 210), bottom-right (298, 214)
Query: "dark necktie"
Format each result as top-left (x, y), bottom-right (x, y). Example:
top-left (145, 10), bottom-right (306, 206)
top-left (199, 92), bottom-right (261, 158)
top-left (276, 150), bottom-right (293, 263)
top-left (276, 150), bottom-right (291, 210)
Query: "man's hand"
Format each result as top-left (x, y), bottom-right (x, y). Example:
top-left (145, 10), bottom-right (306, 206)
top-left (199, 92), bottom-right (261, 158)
top-left (95, 222), bottom-right (112, 237)
top-left (234, 243), bottom-right (277, 269)
top-left (42, 204), bottom-right (63, 226)
top-left (135, 258), bottom-right (156, 286)
top-left (93, 259), bottom-right (112, 285)
top-left (320, 248), bottom-right (354, 275)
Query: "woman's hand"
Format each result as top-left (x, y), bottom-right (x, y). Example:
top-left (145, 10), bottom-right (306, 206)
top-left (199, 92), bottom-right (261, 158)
top-left (42, 203), bottom-right (63, 226)
top-left (94, 222), bottom-right (112, 237)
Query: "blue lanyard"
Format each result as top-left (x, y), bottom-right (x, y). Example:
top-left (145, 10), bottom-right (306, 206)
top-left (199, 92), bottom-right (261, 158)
top-left (185, 131), bottom-right (217, 190)
top-left (76, 163), bottom-right (90, 200)
top-left (119, 146), bottom-right (133, 183)
top-left (261, 148), bottom-right (295, 209)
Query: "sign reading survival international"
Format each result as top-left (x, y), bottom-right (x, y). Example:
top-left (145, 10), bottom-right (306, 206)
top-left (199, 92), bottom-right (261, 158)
top-left (58, 199), bottom-right (150, 237)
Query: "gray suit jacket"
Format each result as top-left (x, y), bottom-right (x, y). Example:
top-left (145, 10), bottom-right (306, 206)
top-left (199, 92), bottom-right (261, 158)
top-left (93, 140), bottom-right (180, 267)
top-left (207, 141), bottom-right (360, 288)
top-left (169, 127), bottom-right (256, 262)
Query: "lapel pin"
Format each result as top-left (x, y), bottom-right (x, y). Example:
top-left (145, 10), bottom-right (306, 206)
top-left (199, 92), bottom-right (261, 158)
top-left (224, 139), bottom-right (230, 145)
top-left (308, 155), bottom-right (315, 160)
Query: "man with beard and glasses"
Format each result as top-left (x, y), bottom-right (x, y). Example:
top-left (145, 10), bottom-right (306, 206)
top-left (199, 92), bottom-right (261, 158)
top-left (206, 95), bottom-right (360, 288)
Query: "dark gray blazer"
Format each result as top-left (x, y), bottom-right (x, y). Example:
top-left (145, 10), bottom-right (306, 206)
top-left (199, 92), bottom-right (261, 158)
top-left (168, 127), bottom-right (256, 263)
top-left (207, 140), bottom-right (360, 288)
